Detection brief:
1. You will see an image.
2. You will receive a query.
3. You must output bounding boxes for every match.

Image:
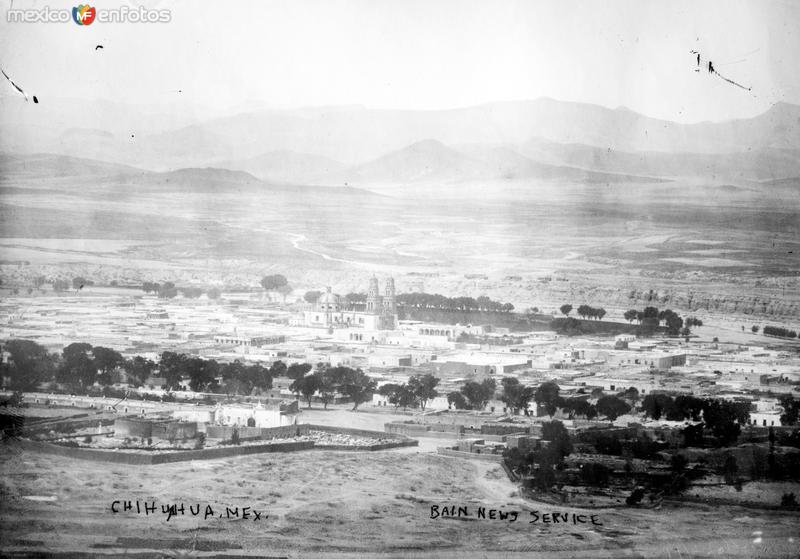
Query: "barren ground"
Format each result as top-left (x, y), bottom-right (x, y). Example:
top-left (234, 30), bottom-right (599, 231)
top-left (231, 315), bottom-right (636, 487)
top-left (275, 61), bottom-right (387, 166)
top-left (1, 409), bottom-right (798, 558)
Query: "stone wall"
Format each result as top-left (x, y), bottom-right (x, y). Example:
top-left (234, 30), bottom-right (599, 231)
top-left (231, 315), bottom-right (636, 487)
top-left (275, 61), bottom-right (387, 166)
top-left (16, 439), bottom-right (314, 464)
top-left (436, 447), bottom-right (505, 462)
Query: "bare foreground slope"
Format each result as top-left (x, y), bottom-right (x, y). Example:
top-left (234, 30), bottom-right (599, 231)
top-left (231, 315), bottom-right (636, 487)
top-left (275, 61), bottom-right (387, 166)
top-left (1, 428), bottom-right (798, 558)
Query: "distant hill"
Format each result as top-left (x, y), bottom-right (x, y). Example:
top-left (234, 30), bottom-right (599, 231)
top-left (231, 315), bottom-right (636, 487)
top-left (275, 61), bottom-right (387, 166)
top-left (218, 150), bottom-right (346, 184)
top-left (338, 139), bottom-right (483, 185)
top-left (516, 138), bottom-right (800, 181)
top-left (3, 98), bottom-right (800, 185)
top-left (759, 176), bottom-right (800, 189)
top-left (0, 153), bottom-right (381, 200)
top-left (334, 139), bottom-right (666, 187)
top-left (117, 99), bottom-right (800, 170)
top-left (0, 152), bottom-right (141, 180)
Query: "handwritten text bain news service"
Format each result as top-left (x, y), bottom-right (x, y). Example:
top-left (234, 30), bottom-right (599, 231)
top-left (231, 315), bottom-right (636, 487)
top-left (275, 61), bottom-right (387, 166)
top-left (430, 505), bottom-right (603, 525)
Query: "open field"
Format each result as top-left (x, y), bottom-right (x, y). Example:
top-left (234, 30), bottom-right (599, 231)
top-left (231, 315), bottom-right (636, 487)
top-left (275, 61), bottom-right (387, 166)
top-left (2, 167), bottom-right (798, 325)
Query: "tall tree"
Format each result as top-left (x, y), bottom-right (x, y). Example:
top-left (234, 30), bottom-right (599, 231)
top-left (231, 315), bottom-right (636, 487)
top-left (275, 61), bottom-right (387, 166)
top-left (268, 360), bottom-right (287, 378)
top-left (123, 356), bottom-right (155, 388)
top-left (561, 397), bottom-right (592, 419)
top-left (207, 287), bottom-right (222, 300)
top-left (380, 383), bottom-right (416, 410)
top-left (247, 363), bottom-right (273, 392)
top-left (596, 395), bottom-right (631, 422)
top-left (408, 374), bottom-right (440, 411)
top-left (447, 391), bottom-right (468, 410)
top-left (315, 364), bottom-right (337, 409)
top-left (184, 357), bottom-right (220, 393)
top-left (157, 281), bottom-right (178, 299)
top-left (460, 378), bottom-right (496, 410)
top-left (260, 274), bottom-right (288, 293)
top-left (500, 377), bottom-right (535, 415)
top-left (304, 290), bottom-right (322, 304)
top-left (57, 342), bottom-right (96, 390)
top-left (92, 346), bottom-right (124, 386)
top-left (779, 395), bottom-right (798, 426)
top-left (287, 362), bottom-right (313, 380)
top-left (290, 374), bottom-right (322, 408)
top-left (559, 304), bottom-right (573, 317)
top-left (5, 340), bottom-right (55, 391)
top-left (541, 420), bottom-right (573, 459)
top-left (159, 351), bottom-right (187, 391)
top-left (330, 367), bottom-right (376, 411)
top-left (534, 381), bottom-right (561, 417)
top-left (221, 360), bottom-right (248, 395)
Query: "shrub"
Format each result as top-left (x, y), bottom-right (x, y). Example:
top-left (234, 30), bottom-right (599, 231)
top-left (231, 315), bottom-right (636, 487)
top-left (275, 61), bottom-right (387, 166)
top-left (626, 487), bottom-right (645, 505)
top-left (580, 462), bottom-right (611, 486)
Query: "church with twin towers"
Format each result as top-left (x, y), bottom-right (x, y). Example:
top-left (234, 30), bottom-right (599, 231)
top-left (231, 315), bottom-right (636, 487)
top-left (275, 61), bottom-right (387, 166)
top-left (302, 276), bottom-right (397, 332)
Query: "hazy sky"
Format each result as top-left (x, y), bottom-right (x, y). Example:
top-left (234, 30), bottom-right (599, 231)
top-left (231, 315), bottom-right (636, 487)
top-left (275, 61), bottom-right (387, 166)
top-left (1, 0), bottom-right (798, 122)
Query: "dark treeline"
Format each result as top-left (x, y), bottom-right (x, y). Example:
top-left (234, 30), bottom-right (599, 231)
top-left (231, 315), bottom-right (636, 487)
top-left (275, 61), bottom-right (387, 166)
top-left (550, 317), bottom-right (638, 337)
top-left (574, 305), bottom-right (607, 320)
top-left (2, 338), bottom-right (381, 411)
top-left (142, 282), bottom-right (220, 300)
top-left (763, 325), bottom-right (798, 339)
top-left (377, 374), bottom-right (439, 411)
top-left (447, 378), bottom-right (497, 411)
top-left (618, 306), bottom-right (701, 336)
top-left (287, 363), bottom-right (376, 411)
top-left (394, 293), bottom-right (514, 313)
top-left (1, 339), bottom-right (284, 398)
top-left (338, 292), bottom-right (515, 313)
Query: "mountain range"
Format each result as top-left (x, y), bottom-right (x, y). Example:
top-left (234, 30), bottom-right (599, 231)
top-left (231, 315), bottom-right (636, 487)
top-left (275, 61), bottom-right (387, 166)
top-left (2, 97), bottom-right (800, 189)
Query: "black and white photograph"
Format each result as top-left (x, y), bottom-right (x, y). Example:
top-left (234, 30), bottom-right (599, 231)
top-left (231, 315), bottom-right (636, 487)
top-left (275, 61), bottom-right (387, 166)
top-left (1, 1), bottom-right (799, 557)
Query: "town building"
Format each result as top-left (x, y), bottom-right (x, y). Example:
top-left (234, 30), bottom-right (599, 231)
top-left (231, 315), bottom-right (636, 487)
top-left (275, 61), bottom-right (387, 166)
top-left (302, 277), bottom-right (397, 331)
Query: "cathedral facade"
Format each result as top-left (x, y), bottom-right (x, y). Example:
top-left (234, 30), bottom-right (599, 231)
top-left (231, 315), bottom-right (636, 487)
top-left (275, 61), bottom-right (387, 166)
top-left (303, 277), bottom-right (397, 331)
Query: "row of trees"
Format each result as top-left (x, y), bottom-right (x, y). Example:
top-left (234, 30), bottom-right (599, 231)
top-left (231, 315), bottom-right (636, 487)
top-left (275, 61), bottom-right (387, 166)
top-left (441, 378), bottom-right (637, 422)
top-left (779, 395), bottom-right (799, 425)
top-left (376, 374), bottom-right (440, 411)
top-left (763, 325), bottom-right (798, 339)
top-left (640, 393), bottom-right (751, 446)
top-left (2, 339), bottom-right (408, 411)
top-left (141, 282), bottom-right (222, 300)
top-left (504, 420), bottom-right (574, 490)
top-left (619, 306), bottom-right (700, 336)
top-left (287, 363), bottom-right (376, 410)
top-left (499, 380), bottom-right (635, 421)
top-left (139, 274), bottom-right (294, 300)
top-left (158, 352), bottom-right (283, 394)
top-left (260, 274), bottom-right (292, 301)
top-left (559, 304), bottom-right (607, 320)
top-left (0, 339), bottom-right (285, 396)
top-left (2, 340), bottom-right (128, 392)
top-left (395, 293), bottom-right (514, 313)
top-left (447, 378), bottom-right (497, 411)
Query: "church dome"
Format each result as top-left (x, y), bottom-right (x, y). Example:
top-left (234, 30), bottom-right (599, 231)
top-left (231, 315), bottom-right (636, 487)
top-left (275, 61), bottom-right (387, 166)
top-left (317, 287), bottom-right (340, 310)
